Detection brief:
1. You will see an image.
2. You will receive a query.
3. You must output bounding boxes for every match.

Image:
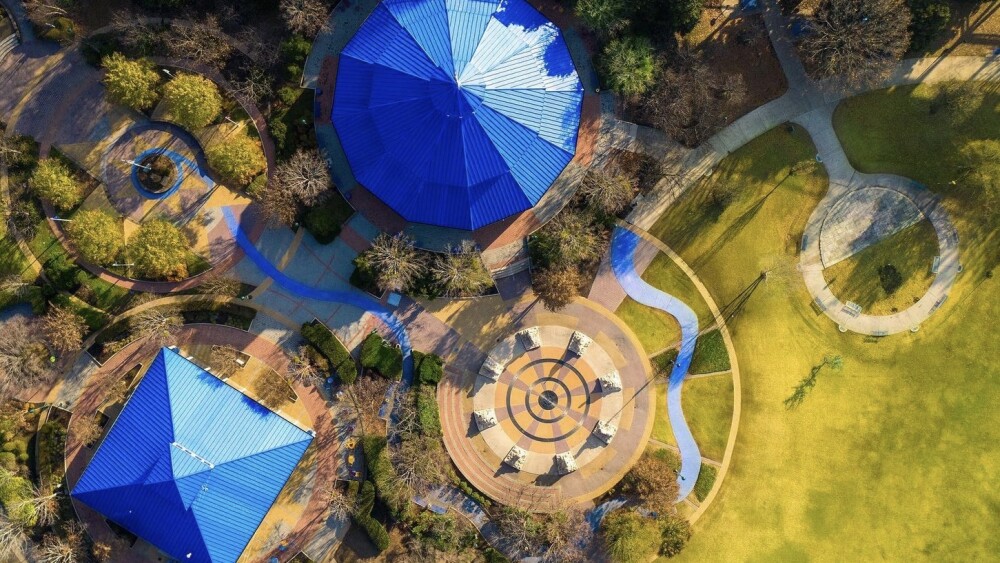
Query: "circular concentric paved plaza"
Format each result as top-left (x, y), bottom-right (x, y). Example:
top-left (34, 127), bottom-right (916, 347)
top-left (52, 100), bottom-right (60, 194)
top-left (440, 300), bottom-right (654, 512)
top-left (475, 327), bottom-right (625, 474)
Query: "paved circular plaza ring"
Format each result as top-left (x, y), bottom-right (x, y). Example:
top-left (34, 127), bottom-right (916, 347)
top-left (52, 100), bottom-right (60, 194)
top-left (440, 306), bottom-right (654, 512)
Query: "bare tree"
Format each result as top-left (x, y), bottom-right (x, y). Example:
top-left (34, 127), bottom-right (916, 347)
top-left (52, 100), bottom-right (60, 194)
top-left (286, 346), bottom-right (323, 386)
top-left (128, 308), bottom-right (183, 348)
top-left (579, 168), bottom-right (634, 215)
top-left (346, 375), bottom-right (390, 435)
top-left (235, 27), bottom-right (280, 68)
top-left (41, 304), bottom-right (88, 356)
top-left (210, 345), bottom-right (243, 379)
top-left (168, 16), bottom-right (234, 69)
top-left (75, 415), bottom-right (105, 447)
top-left (641, 51), bottom-right (747, 147)
top-left (0, 516), bottom-right (28, 561)
top-left (800, 0), bottom-right (911, 87)
top-left (104, 376), bottom-right (130, 406)
top-left (22, 0), bottom-right (67, 25)
top-left (323, 481), bottom-right (356, 520)
top-left (280, 0), bottom-right (330, 38)
top-left (0, 318), bottom-right (54, 397)
top-left (231, 65), bottom-right (274, 107)
top-left (391, 435), bottom-right (450, 495)
top-left (274, 150), bottom-right (333, 207)
top-left (255, 181), bottom-right (299, 227)
top-left (430, 241), bottom-right (493, 297)
top-left (34, 535), bottom-right (80, 563)
top-left (197, 273), bottom-right (243, 297)
top-left (6, 200), bottom-right (40, 242)
top-left (0, 136), bottom-right (23, 166)
top-left (0, 275), bottom-right (31, 299)
top-left (12, 487), bottom-right (60, 527)
top-left (358, 233), bottom-right (426, 294)
top-left (542, 508), bottom-right (593, 563)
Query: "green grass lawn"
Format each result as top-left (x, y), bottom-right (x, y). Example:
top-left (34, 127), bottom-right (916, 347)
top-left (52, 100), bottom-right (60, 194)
top-left (0, 235), bottom-right (29, 280)
top-left (689, 329), bottom-right (730, 374)
top-left (615, 253), bottom-right (715, 356)
top-left (824, 219), bottom-right (939, 314)
top-left (648, 122), bottom-right (999, 560)
top-left (616, 296), bottom-right (681, 356)
top-left (834, 82), bottom-right (1000, 271)
top-left (651, 373), bottom-right (734, 462)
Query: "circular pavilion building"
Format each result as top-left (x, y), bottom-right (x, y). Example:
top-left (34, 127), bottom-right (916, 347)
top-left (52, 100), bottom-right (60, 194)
top-left (329, 0), bottom-right (592, 251)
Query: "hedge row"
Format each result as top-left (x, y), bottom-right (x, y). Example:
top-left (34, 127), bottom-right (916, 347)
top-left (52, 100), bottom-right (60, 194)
top-left (415, 386), bottom-right (441, 438)
top-left (360, 435), bottom-right (404, 517)
top-left (353, 480), bottom-right (390, 553)
top-left (413, 350), bottom-right (444, 386)
top-left (360, 331), bottom-right (403, 380)
top-left (301, 320), bottom-right (358, 384)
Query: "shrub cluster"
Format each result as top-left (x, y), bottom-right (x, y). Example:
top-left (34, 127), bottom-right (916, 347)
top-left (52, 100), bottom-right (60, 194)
top-left (413, 350), bottom-right (444, 386)
top-left (353, 480), bottom-right (391, 553)
top-left (300, 320), bottom-right (358, 384)
top-left (360, 435), bottom-right (406, 517)
top-left (360, 331), bottom-right (403, 381)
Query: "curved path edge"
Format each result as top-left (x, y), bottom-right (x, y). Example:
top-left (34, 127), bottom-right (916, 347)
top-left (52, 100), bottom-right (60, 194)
top-left (610, 227), bottom-right (701, 501)
top-left (221, 206), bottom-right (415, 385)
top-left (615, 224), bottom-right (742, 524)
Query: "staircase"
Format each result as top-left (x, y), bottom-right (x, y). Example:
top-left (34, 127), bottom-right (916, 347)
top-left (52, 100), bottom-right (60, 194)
top-left (0, 33), bottom-right (17, 61)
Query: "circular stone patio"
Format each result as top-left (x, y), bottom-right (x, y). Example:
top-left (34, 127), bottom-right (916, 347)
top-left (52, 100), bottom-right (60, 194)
top-left (474, 326), bottom-right (624, 475)
top-left (440, 299), bottom-right (654, 512)
top-left (100, 121), bottom-right (215, 224)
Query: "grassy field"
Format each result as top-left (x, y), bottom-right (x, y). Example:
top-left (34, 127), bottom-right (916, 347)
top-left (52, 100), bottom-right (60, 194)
top-left (646, 121), bottom-right (999, 560)
top-left (651, 374), bottom-right (734, 463)
top-left (824, 219), bottom-right (939, 315)
top-left (0, 235), bottom-right (29, 280)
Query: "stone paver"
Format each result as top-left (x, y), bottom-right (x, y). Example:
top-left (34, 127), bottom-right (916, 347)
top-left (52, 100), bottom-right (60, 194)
top-left (818, 185), bottom-right (925, 267)
top-left (438, 298), bottom-right (653, 511)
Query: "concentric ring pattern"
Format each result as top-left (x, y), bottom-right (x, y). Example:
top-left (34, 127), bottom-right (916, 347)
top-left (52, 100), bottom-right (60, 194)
top-left (333, 0), bottom-right (584, 230)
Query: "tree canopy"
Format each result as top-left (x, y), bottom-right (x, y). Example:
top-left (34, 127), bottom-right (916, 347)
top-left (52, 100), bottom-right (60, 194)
top-left (601, 36), bottom-right (657, 97)
top-left (129, 219), bottom-right (190, 281)
top-left (206, 133), bottom-right (266, 187)
top-left (161, 73), bottom-right (223, 130)
top-left (66, 209), bottom-right (123, 266)
top-left (801, 0), bottom-right (912, 86)
top-left (633, 0), bottom-right (705, 36)
top-left (576, 0), bottom-right (631, 37)
top-left (102, 53), bottom-right (161, 111)
top-left (529, 210), bottom-right (603, 270)
top-left (30, 158), bottom-right (82, 212)
top-left (532, 265), bottom-right (584, 312)
top-left (601, 509), bottom-right (662, 563)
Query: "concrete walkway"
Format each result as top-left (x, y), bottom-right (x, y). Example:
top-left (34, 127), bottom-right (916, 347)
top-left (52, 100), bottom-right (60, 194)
top-left (623, 0), bottom-right (994, 335)
top-left (610, 228), bottom-right (701, 501)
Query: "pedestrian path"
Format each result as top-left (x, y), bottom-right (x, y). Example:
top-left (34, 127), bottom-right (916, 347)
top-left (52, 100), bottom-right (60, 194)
top-left (221, 207), bottom-right (415, 386)
top-left (610, 227), bottom-right (701, 501)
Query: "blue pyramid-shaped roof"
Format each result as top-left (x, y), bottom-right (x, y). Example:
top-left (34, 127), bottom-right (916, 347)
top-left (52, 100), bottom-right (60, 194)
top-left (333, 0), bottom-right (584, 230)
top-left (71, 348), bottom-right (313, 563)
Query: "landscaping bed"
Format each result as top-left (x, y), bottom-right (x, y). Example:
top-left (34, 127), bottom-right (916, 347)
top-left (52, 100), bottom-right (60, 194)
top-left (300, 320), bottom-right (358, 384)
